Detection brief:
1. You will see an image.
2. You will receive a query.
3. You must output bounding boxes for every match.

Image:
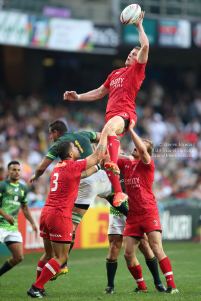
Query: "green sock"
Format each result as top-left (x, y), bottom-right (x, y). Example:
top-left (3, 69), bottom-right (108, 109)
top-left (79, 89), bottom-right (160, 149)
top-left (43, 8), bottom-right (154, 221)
top-left (106, 258), bottom-right (117, 288)
top-left (146, 257), bottom-right (162, 286)
top-left (0, 259), bottom-right (15, 276)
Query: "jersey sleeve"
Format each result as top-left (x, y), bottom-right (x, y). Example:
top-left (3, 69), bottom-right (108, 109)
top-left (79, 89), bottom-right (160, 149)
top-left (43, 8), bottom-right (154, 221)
top-left (103, 71), bottom-right (114, 89)
top-left (73, 159), bottom-right (87, 173)
top-left (81, 131), bottom-right (97, 142)
top-left (141, 157), bottom-right (154, 170)
top-left (46, 143), bottom-right (57, 161)
top-left (131, 59), bottom-right (146, 90)
top-left (117, 158), bottom-right (125, 172)
top-left (21, 185), bottom-right (28, 203)
top-left (0, 181), bottom-right (5, 208)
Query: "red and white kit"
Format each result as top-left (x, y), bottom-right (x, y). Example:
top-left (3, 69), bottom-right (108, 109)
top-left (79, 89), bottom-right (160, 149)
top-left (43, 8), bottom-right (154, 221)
top-left (117, 157), bottom-right (161, 237)
top-left (40, 159), bottom-right (86, 241)
top-left (104, 59), bottom-right (146, 131)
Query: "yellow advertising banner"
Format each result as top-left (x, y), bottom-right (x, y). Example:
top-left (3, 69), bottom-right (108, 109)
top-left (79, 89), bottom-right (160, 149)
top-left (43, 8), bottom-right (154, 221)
top-left (81, 207), bottom-right (110, 249)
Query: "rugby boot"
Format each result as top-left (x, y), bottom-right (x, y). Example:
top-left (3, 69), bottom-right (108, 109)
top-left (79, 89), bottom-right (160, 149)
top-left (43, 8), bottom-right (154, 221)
top-left (104, 161), bottom-right (120, 175)
top-left (113, 192), bottom-right (128, 207)
top-left (50, 266), bottom-right (68, 281)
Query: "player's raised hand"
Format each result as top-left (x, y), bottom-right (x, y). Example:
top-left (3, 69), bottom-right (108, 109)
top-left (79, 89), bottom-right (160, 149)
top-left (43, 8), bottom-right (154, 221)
top-left (100, 154), bottom-right (110, 169)
top-left (4, 213), bottom-right (15, 225)
top-left (32, 223), bottom-right (38, 238)
top-left (133, 11), bottom-right (145, 28)
top-left (63, 91), bottom-right (78, 101)
top-left (30, 174), bottom-right (38, 183)
top-left (129, 119), bottom-right (135, 131)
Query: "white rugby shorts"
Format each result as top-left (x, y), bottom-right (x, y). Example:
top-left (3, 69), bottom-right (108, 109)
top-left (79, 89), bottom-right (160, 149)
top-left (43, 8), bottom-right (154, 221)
top-left (0, 228), bottom-right (23, 243)
top-left (75, 170), bottom-right (112, 206)
top-left (108, 214), bottom-right (126, 235)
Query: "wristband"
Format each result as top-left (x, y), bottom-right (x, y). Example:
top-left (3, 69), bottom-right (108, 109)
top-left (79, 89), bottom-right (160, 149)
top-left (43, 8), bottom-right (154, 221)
top-left (77, 94), bottom-right (81, 101)
top-left (95, 163), bottom-right (101, 170)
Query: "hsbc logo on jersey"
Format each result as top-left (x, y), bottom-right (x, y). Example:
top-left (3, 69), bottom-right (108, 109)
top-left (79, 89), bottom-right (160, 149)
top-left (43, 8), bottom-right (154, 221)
top-left (50, 233), bottom-right (62, 237)
top-left (110, 78), bottom-right (124, 88)
top-left (125, 177), bottom-right (140, 188)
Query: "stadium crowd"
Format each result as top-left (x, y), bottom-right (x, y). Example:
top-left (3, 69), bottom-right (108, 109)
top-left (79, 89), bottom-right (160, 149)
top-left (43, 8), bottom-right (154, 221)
top-left (0, 69), bottom-right (200, 206)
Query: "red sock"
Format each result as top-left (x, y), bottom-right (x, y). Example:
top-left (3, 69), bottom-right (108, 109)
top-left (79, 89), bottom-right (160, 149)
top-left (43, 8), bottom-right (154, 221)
top-left (106, 170), bottom-right (122, 193)
top-left (36, 260), bottom-right (46, 280)
top-left (107, 136), bottom-right (122, 193)
top-left (108, 136), bottom-right (119, 163)
top-left (34, 259), bottom-right (60, 289)
top-left (159, 257), bottom-right (176, 288)
top-left (128, 265), bottom-right (146, 290)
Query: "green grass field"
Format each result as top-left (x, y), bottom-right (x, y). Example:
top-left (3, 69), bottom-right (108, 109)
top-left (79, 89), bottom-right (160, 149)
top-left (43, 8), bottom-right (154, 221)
top-left (0, 242), bottom-right (201, 301)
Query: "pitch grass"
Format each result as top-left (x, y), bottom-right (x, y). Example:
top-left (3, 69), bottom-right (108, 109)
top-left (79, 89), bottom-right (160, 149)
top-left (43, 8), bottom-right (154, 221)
top-left (0, 242), bottom-right (201, 301)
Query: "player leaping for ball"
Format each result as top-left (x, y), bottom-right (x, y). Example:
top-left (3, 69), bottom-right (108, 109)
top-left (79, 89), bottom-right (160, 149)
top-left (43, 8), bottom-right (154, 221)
top-left (64, 11), bottom-right (148, 207)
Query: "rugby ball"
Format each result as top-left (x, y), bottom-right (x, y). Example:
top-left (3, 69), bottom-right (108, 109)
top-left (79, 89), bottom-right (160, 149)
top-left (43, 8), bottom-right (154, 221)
top-left (120, 4), bottom-right (141, 25)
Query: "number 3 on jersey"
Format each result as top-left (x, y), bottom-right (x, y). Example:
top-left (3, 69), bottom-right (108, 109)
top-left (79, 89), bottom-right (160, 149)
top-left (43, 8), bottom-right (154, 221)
top-left (51, 173), bottom-right (58, 191)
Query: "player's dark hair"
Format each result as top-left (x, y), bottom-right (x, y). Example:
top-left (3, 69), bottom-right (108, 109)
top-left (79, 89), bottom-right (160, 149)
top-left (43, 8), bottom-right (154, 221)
top-left (56, 141), bottom-right (72, 160)
top-left (49, 120), bottom-right (67, 135)
top-left (8, 161), bottom-right (20, 169)
top-left (142, 139), bottom-right (154, 156)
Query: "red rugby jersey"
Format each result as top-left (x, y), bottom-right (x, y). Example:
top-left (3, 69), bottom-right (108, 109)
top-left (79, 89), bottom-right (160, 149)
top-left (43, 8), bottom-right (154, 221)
top-left (117, 157), bottom-right (157, 216)
top-left (43, 159), bottom-right (86, 218)
top-left (103, 59), bottom-right (146, 115)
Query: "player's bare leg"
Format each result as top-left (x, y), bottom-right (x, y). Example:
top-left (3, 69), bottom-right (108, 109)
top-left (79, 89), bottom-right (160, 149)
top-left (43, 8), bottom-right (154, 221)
top-left (0, 242), bottom-right (23, 278)
top-left (8, 242), bottom-right (24, 265)
top-left (123, 236), bottom-right (147, 292)
top-left (104, 235), bottom-right (123, 294)
top-left (36, 238), bottom-right (55, 281)
top-left (104, 116), bottom-right (130, 207)
top-left (28, 241), bottom-right (71, 298)
top-left (138, 234), bottom-right (165, 292)
top-left (147, 231), bottom-right (179, 293)
top-left (58, 206), bottom-right (86, 276)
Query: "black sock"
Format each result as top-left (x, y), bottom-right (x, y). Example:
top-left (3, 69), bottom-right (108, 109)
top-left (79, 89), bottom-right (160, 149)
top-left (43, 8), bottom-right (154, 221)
top-left (61, 261), bottom-right (67, 269)
top-left (106, 258), bottom-right (117, 288)
top-left (107, 194), bottom-right (128, 217)
top-left (146, 257), bottom-right (162, 286)
top-left (0, 259), bottom-right (15, 276)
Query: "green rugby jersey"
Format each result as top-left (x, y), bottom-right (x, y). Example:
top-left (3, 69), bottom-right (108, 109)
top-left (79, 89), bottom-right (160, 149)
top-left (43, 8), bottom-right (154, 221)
top-left (46, 131), bottom-right (97, 161)
top-left (110, 172), bottom-right (128, 216)
top-left (0, 180), bottom-right (28, 231)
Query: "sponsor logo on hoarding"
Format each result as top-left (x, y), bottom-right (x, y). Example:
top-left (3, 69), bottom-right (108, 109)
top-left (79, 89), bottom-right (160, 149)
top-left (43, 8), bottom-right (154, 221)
top-left (160, 210), bottom-right (192, 240)
top-left (93, 25), bottom-right (119, 48)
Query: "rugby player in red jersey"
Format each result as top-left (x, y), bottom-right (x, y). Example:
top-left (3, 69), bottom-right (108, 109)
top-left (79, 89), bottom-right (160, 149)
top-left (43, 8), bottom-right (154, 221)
top-left (113, 121), bottom-right (179, 294)
top-left (63, 12), bottom-right (148, 207)
top-left (27, 124), bottom-right (114, 298)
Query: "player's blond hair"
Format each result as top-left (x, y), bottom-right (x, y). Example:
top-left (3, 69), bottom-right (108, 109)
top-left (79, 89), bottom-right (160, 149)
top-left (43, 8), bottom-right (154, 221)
top-left (133, 46), bottom-right (141, 52)
top-left (142, 139), bottom-right (154, 156)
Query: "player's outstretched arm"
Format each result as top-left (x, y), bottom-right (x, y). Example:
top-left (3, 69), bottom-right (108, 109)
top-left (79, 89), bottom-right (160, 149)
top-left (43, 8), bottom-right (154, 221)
top-left (30, 157), bottom-right (52, 183)
top-left (63, 85), bottom-right (109, 102)
top-left (128, 120), bottom-right (150, 164)
top-left (0, 209), bottom-right (14, 225)
top-left (118, 154), bottom-right (134, 161)
top-left (85, 124), bottom-right (115, 169)
top-left (81, 165), bottom-right (99, 179)
top-left (133, 11), bottom-right (149, 64)
top-left (21, 203), bottom-right (38, 237)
